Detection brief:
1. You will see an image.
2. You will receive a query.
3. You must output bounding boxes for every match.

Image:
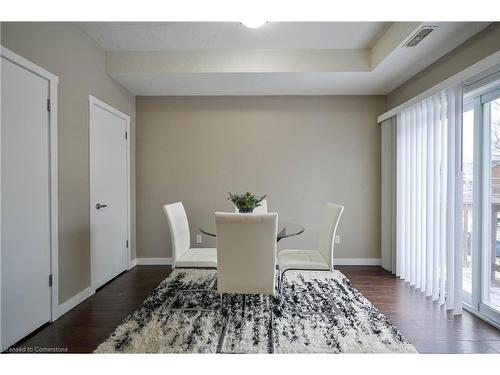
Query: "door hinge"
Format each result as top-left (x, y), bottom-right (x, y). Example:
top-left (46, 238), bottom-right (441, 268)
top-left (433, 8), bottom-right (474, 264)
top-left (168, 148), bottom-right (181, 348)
top-left (126, 240), bottom-right (129, 248)
top-left (125, 131), bottom-right (128, 140)
top-left (49, 274), bottom-right (53, 287)
top-left (47, 99), bottom-right (51, 112)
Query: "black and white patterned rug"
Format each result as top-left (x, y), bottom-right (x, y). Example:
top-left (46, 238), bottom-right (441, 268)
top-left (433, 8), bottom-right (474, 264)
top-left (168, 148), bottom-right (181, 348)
top-left (95, 269), bottom-right (417, 353)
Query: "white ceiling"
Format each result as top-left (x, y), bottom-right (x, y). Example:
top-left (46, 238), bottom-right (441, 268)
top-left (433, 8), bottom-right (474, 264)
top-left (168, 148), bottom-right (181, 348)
top-left (79, 22), bottom-right (491, 96)
top-left (79, 22), bottom-right (392, 50)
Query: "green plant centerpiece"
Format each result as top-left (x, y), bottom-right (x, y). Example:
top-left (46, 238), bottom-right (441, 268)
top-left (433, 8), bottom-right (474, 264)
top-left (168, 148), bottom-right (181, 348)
top-left (228, 192), bottom-right (266, 213)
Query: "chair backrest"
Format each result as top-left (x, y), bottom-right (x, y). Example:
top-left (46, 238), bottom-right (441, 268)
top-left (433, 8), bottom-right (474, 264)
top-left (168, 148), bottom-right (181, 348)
top-left (253, 199), bottom-right (268, 214)
top-left (317, 203), bottom-right (344, 270)
top-left (233, 198), bottom-right (268, 214)
top-left (216, 212), bottom-right (278, 295)
top-left (162, 202), bottom-right (190, 265)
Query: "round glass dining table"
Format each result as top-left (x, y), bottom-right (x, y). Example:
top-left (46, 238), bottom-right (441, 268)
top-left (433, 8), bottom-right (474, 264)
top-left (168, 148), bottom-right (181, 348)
top-left (199, 219), bottom-right (304, 242)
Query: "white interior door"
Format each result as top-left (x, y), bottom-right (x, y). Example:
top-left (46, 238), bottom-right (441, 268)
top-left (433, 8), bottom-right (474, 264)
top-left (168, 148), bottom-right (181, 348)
top-left (1, 58), bottom-right (52, 348)
top-left (90, 97), bottom-right (129, 290)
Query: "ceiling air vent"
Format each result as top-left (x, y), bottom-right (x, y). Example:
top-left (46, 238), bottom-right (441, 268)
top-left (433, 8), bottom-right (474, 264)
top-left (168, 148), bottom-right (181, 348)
top-left (404, 26), bottom-right (437, 47)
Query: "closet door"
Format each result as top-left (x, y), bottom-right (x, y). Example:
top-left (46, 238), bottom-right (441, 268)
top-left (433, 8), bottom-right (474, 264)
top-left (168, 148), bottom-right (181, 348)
top-left (89, 97), bottom-right (129, 290)
top-left (1, 57), bottom-right (52, 348)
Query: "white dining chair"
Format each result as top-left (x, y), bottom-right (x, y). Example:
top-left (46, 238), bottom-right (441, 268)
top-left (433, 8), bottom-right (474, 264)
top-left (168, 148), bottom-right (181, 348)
top-left (215, 212), bottom-right (278, 295)
top-left (277, 203), bottom-right (344, 286)
top-left (162, 202), bottom-right (217, 269)
top-left (233, 198), bottom-right (268, 214)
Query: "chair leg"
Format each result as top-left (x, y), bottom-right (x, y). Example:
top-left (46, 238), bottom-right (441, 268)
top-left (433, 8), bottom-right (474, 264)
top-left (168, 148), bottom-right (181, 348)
top-left (278, 270), bottom-right (283, 294)
top-left (220, 293), bottom-right (227, 316)
top-left (268, 294), bottom-right (274, 354)
top-left (217, 293), bottom-right (229, 354)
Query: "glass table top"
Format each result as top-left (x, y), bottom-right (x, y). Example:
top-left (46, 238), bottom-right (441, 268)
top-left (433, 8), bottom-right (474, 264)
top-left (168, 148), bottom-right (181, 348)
top-left (199, 219), bottom-right (304, 241)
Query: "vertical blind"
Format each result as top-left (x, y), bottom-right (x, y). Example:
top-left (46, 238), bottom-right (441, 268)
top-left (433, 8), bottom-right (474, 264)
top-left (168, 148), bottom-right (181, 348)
top-left (395, 84), bottom-right (463, 314)
top-left (381, 117), bottom-right (396, 273)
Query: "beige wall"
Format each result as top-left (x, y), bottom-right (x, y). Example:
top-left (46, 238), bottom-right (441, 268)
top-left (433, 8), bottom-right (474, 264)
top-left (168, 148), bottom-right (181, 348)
top-left (1, 23), bottom-right (136, 303)
top-left (387, 22), bottom-right (500, 109)
top-left (136, 96), bottom-right (385, 261)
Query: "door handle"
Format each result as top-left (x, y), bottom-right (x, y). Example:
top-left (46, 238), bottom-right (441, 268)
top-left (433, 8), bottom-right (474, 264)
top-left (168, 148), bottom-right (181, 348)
top-left (96, 203), bottom-right (108, 210)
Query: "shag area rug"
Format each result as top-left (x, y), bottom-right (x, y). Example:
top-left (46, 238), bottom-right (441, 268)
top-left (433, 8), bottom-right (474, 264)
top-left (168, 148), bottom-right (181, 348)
top-left (95, 269), bottom-right (417, 353)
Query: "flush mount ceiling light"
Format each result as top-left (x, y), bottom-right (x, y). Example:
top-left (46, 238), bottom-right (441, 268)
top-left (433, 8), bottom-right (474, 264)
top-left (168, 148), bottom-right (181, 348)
top-left (241, 20), bottom-right (268, 29)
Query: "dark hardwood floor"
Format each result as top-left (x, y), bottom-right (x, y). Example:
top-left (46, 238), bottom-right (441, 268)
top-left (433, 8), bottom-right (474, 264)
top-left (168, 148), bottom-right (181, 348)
top-left (5, 265), bottom-right (500, 354)
top-left (7, 266), bottom-right (172, 353)
top-left (338, 266), bottom-right (500, 354)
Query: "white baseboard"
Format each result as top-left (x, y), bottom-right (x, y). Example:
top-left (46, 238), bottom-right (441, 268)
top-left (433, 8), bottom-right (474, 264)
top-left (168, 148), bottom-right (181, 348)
top-left (54, 287), bottom-right (95, 320)
top-left (134, 257), bottom-right (173, 266)
top-left (131, 257), bottom-right (377, 266)
top-left (131, 258), bottom-right (377, 266)
top-left (334, 258), bottom-right (381, 266)
top-left (129, 258), bottom-right (137, 268)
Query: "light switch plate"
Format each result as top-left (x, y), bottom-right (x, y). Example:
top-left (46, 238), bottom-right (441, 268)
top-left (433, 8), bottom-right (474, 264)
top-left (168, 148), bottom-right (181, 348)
top-left (196, 234), bottom-right (202, 244)
top-left (335, 235), bottom-right (341, 244)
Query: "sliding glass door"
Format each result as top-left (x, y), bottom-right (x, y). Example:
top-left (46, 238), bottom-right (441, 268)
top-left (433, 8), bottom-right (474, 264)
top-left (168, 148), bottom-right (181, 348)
top-left (463, 81), bottom-right (500, 325)
top-left (462, 105), bottom-right (474, 303)
top-left (483, 91), bottom-right (500, 315)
